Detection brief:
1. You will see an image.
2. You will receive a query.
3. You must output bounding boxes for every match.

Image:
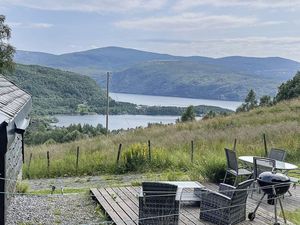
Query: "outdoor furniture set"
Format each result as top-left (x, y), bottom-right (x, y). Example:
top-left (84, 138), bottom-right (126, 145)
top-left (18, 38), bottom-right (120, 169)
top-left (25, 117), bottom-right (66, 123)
top-left (138, 147), bottom-right (299, 225)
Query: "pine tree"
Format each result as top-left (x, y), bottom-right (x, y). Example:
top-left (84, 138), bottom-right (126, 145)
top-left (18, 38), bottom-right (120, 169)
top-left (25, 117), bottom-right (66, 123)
top-left (181, 105), bottom-right (195, 122)
top-left (0, 15), bottom-right (15, 73)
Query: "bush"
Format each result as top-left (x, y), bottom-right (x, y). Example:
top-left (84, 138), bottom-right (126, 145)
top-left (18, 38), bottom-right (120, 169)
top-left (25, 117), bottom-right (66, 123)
top-left (276, 72), bottom-right (300, 102)
top-left (122, 143), bottom-right (148, 172)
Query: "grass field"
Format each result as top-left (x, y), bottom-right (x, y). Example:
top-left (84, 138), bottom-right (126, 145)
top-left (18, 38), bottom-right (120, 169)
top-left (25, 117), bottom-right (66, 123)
top-left (23, 98), bottom-right (300, 182)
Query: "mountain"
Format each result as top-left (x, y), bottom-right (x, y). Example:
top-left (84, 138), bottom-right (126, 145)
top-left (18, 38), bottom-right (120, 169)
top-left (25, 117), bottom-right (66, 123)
top-left (111, 60), bottom-right (283, 100)
top-left (14, 47), bottom-right (300, 101)
top-left (15, 46), bottom-right (179, 72)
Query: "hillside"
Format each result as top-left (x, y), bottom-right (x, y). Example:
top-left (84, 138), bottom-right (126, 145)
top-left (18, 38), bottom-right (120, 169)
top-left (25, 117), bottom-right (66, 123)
top-left (4, 64), bottom-right (108, 115)
top-left (15, 47), bottom-right (300, 101)
top-left (24, 97), bottom-right (300, 179)
top-left (111, 60), bottom-right (280, 100)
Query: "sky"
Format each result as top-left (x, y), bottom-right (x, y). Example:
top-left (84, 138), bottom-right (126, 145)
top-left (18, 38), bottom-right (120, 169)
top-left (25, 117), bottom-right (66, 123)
top-left (1, 0), bottom-right (300, 61)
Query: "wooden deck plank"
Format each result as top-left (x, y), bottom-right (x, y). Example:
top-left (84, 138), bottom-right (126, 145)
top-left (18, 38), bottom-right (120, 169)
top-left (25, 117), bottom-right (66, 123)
top-left (91, 188), bottom-right (126, 225)
top-left (119, 187), bottom-right (139, 207)
top-left (100, 188), bottom-right (136, 225)
top-left (106, 187), bottom-right (138, 224)
top-left (115, 187), bottom-right (139, 214)
top-left (91, 183), bottom-right (300, 225)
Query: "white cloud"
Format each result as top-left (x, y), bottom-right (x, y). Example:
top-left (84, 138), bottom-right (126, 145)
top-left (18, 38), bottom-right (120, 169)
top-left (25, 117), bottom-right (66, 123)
top-left (116, 13), bottom-right (283, 31)
top-left (173, 0), bottom-right (300, 11)
top-left (9, 22), bottom-right (53, 29)
top-left (1, 0), bottom-right (167, 12)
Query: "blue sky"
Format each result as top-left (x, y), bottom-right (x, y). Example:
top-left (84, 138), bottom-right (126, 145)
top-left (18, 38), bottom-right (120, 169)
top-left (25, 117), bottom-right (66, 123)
top-left (1, 0), bottom-right (300, 61)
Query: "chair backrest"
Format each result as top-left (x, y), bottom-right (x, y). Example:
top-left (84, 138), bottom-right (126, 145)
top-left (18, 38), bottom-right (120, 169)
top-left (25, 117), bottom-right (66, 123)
top-left (268, 148), bottom-right (286, 161)
top-left (142, 182), bottom-right (177, 202)
top-left (141, 182), bottom-right (178, 224)
top-left (225, 148), bottom-right (238, 172)
top-left (231, 179), bottom-right (254, 207)
top-left (253, 157), bottom-right (276, 179)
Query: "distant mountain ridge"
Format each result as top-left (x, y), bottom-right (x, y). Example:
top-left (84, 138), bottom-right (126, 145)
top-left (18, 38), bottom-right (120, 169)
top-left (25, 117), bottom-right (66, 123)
top-left (14, 46), bottom-right (300, 101)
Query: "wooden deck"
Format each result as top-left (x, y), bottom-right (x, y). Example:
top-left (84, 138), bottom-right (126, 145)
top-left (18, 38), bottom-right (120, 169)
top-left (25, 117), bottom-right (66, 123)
top-left (91, 183), bottom-right (300, 225)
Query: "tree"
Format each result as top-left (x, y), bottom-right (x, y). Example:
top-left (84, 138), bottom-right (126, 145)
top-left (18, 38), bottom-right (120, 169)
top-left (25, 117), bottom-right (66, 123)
top-left (202, 110), bottom-right (216, 120)
top-left (236, 89), bottom-right (258, 112)
top-left (0, 15), bottom-right (15, 73)
top-left (180, 105), bottom-right (195, 122)
top-left (259, 95), bottom-right (272, 107)
top-left (245, 89), bottom-right (257, 107)
top-left (276, 72), bottom-right (300, 102)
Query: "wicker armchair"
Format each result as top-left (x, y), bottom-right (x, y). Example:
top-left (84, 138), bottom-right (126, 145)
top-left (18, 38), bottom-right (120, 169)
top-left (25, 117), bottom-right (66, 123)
top-left (139, 182), bottom-right (179, 225)
top-left (198, 179), bottom-right (254, 225)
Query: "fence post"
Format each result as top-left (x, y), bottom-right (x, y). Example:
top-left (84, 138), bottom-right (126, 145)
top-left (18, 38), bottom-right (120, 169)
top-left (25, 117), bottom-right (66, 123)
top-left (233, 139), bottom-right (237, 151)
top-left (148, 140), bottom-right (151, 161)
top-left (263, 133), bottom-right (268, 157)
top-left (76, 146), bottom-right (79, 175)
top-left (116, 144), bottom-right (122, 165)
top-left (191, 140), bottom-right (194, 163)
top-left (47, 151), bottom-right (50, 177)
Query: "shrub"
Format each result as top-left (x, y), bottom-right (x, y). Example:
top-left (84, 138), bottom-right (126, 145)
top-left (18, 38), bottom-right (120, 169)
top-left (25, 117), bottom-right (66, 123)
top-left (122, 143), bottom-right (148, 172)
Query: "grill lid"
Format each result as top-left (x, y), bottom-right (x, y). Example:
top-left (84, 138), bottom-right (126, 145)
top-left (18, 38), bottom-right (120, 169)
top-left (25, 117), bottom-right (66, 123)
top-left (258, 171), bottom-right (290, 184)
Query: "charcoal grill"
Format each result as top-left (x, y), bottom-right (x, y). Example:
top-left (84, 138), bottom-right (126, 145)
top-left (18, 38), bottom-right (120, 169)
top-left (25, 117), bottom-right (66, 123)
top-left (248, 171), bottom-right (291, 225)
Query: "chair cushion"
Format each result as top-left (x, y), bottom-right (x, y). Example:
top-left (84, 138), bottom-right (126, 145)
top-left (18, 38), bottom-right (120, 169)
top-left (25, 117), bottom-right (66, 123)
top-left (238, 168), bottom-right (253, 175)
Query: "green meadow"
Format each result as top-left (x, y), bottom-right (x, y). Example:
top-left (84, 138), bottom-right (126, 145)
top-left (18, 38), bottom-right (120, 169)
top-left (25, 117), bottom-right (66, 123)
top-left (23, 98), bottom-right (300, 182)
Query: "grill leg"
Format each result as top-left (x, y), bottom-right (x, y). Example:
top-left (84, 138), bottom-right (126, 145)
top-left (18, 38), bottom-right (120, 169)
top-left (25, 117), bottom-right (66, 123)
top-left (278, 197), bottom-right (287, 224)
top-left (274, 197), bottom-right (278, 224)
top-left (253, 193), bottom-right (266, 214)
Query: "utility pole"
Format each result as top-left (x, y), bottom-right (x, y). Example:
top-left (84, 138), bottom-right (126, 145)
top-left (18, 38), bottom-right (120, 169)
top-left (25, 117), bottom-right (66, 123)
top-left (106, 72), bottom-right (110, 135)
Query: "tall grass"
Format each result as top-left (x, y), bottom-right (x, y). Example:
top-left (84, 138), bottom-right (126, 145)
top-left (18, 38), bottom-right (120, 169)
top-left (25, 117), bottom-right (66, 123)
top-left (23, 98), bottom-right (300, 181)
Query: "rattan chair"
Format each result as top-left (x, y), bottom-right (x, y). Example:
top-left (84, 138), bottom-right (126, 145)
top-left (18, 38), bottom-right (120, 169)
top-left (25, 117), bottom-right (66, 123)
top-left (198, 179), bottom-right (254, 225)
top-left (139, 182), bottom-right (179, 225)
top-left (268, 148), bottom-right (286, 161)
top-left (223, 148), bottom-right (253, 186)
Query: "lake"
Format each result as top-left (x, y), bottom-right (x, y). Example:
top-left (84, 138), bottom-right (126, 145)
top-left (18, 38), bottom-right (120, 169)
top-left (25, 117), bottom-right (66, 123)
top-left (54, 93), bottom-right (242, 130)
top-left (110, 92), bottom-right (242, 111)
top-left (53, 114), bottom-right (186, 130)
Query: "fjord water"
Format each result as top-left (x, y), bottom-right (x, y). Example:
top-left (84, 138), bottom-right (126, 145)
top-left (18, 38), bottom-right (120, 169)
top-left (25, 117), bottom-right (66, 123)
top-left (54, 93), bottom-right (242, 130)
top-left (110, 93), bottom-right (242, 111)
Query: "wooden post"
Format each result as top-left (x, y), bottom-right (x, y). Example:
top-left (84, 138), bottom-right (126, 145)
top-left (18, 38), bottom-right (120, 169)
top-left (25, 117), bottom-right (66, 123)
top-left (263, 133), bottom-right (268, 157)
top-left (233, 139), bottom-right (237, 151)
top-left (76, 146), bottom-right (79, 175)
top-left (47, 151), bottom-right (50, 177)
top-left (191, 140), bottom-right (194, 163)
top-left (116, 144), bottom-right (122, 164)
top-left (148, 140), bottom-right (151, 161)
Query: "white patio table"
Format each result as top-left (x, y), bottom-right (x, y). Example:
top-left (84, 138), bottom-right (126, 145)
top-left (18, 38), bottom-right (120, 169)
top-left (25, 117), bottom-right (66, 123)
top-left (238, 156), bottom-right (298, 171)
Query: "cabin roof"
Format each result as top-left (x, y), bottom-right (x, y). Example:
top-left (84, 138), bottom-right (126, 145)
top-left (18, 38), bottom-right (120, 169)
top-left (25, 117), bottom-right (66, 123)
top-left (0, 75), bottom-right (31, 124)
